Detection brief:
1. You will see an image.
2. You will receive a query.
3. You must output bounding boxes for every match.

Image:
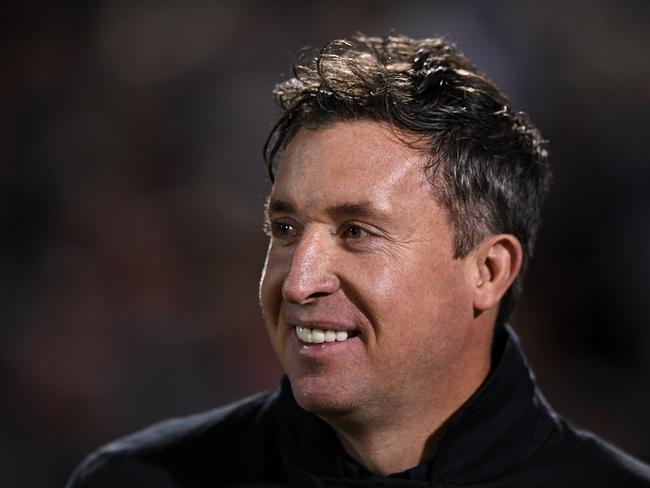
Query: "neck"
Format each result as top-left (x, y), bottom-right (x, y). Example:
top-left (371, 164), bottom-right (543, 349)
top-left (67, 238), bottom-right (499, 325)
top-left (320, 329), bottom-right (493, 476)
top-left (333, 412), bottom-right (448, 476)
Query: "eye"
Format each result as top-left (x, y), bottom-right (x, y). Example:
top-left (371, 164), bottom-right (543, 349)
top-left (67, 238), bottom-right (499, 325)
top-left (272, 221), bottom-right (294, 236)
top-left (341, 223), bottom-right (370, 239)
top-left (268, 220), bottom-right (300, 242)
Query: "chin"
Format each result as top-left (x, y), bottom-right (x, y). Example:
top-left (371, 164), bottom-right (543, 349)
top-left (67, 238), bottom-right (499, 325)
top-left (288, 373), bottom-right (357, 417)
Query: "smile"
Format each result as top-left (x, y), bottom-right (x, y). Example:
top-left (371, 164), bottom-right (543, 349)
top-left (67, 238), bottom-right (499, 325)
top-left (295, 326), bottom-right (359, 344)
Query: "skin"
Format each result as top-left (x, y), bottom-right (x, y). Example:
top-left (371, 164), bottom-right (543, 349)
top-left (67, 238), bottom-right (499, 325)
top-left (259, 120), bottom-right (522, 475)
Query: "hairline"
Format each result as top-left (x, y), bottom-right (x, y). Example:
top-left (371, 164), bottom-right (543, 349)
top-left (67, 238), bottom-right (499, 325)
top-left (271, 114), bottom-right (495, 259)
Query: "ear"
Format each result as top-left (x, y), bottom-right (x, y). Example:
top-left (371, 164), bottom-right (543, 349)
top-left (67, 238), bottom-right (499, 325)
top-left (471, 234), bottom-right (523, 312)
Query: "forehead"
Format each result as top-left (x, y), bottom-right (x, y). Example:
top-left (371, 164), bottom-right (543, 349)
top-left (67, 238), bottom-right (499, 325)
top-left (272, 120), bottom-right (432, 211)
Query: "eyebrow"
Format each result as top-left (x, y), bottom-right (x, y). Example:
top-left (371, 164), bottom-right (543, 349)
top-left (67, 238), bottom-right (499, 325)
top-left (326, 202), bottom-right (386, 221)
top-left (266, 198), bottom-right (391, 223)
top-left (266, 199), bottom-right (295, 215)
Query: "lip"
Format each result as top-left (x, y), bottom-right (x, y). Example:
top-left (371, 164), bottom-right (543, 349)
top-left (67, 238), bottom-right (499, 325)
top-left (291, 320), bottom-right (358, 333)
top-left (288, 327), bottom-right (363, 356)
top-left (287, 313), bottom-right (361, 332)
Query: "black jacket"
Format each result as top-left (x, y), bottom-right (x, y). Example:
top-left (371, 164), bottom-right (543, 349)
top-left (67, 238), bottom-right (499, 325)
top-left (66, 325), bottom-right (650, 487)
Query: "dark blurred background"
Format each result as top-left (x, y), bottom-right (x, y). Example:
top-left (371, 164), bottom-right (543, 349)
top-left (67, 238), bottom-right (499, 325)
top-left (1, 1), bottom-right (649, 486)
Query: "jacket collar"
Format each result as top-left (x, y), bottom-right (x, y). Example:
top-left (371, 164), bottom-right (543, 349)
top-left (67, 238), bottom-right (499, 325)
top-left (276, 324), bottom-right (558, 485)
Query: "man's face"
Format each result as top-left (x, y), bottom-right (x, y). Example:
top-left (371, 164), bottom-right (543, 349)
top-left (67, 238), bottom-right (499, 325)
top-left (260, 120), bottom-right (478, 419)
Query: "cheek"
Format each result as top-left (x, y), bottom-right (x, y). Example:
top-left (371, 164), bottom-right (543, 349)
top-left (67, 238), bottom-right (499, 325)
top-left (347, 256), bottom-right (420, 331)
top-left (259, 247), bottom-right (286, 326)
top-left (359, 253), bottom-right (470, 337)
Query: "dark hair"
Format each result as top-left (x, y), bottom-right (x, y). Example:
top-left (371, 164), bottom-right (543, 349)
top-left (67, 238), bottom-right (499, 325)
top-left (264, 34), bottom-right (550, 325)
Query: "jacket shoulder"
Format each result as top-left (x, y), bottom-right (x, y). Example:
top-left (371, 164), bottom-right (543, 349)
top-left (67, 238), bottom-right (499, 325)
top-left (515, 416), bottom-right (650, 487)
top-left (567, 422), bottom-right (650, 484)
top-left (66, 388), bottom-right (280, 488)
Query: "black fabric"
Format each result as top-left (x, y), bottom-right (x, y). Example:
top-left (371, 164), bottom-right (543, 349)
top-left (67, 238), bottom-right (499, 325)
top-left (66, 325), bottom-right (650, 487)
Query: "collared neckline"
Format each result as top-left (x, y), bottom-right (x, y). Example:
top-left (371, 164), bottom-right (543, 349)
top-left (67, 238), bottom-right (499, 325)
top-left (276, 324), bottom-right (557, 485)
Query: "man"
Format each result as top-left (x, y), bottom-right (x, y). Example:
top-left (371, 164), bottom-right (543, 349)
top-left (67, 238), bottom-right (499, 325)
top-left (67, 35), bottom-right (650, 487)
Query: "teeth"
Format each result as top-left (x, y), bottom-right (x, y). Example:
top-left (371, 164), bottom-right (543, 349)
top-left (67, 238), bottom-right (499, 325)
top-left (312, 329), bottom-right (325, 343)
top-left (296, 326), bottom-right (351, 344)
top-left (296, 326), bottom-right (313, 343)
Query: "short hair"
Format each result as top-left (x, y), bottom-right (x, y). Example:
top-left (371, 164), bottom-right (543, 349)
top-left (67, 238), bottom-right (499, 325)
top-left (264, 34), bottom-right (550, 325)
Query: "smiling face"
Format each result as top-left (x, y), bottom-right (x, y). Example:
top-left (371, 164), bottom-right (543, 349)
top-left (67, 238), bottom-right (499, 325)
top-left (260, 120), bottom-right (490, 422)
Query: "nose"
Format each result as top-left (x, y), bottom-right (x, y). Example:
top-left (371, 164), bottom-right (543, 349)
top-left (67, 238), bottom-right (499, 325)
top-left (282, 227), bottom-right (340, 304)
